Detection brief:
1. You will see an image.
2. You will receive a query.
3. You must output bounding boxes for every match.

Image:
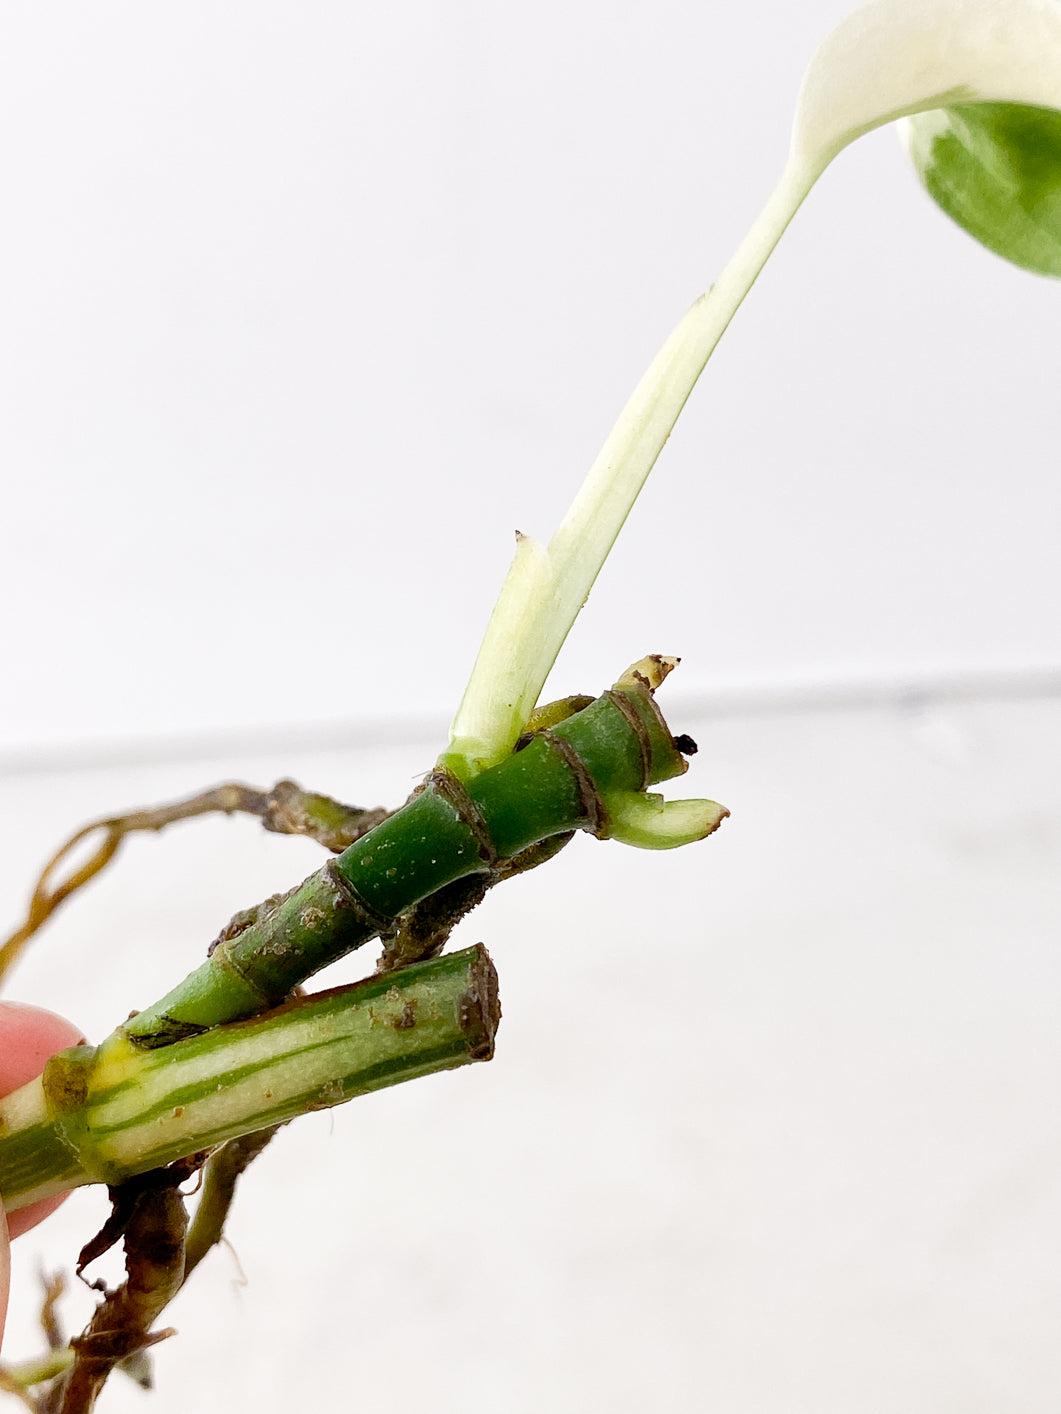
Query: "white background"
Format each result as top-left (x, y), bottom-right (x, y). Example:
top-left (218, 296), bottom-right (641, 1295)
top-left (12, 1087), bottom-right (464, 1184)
top-left (1, 2), bottom-right (1059, 1410)
top-left (0, 0), bottom-right (1058, 756)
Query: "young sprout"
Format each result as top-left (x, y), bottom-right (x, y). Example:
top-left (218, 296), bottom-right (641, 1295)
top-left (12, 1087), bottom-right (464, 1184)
top-left (444, 0), bottom-right (1061, 784)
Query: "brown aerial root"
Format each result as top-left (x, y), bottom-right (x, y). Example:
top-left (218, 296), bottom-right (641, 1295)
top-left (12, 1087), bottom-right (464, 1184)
top-left (57, 1175), bottom-right (189, 1414)
top-left (0, 781), bottom-right (388, 987)
top-left (30, 1127), bottom-right (282, 1414)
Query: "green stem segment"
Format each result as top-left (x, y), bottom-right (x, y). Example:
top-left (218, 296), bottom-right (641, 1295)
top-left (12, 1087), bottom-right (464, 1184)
top-left (0, 945), bottom-right (499, 1215)
top-left (124, 672), bottom-right (691, 1047)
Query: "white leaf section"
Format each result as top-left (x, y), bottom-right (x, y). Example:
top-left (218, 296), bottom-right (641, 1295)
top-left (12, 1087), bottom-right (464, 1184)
top-left (793, 0), bottom-right (1061, 172)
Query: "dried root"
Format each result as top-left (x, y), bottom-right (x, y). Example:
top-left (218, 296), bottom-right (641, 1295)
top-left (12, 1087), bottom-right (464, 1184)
top-left (0, 781), bottom-right (387, 986)
top-left (4, 1130), bottom-right (281, 1414)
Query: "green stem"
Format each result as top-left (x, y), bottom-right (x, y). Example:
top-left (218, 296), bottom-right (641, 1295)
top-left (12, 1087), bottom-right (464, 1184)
top-left (124, 668), bottom-right (691, 1047)
top-left (0, 945), bottom-right (499, 1215)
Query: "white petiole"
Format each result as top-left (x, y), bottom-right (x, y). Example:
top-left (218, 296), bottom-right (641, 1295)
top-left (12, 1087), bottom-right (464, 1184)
top-left (444, 0), bottom-right (1061, 781)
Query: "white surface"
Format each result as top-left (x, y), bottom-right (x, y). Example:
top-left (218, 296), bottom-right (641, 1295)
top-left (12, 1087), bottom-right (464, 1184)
top-left (2, 691), bottom-right (1059, 1411)
top-left (1, 0), bottom-right (1059, 754)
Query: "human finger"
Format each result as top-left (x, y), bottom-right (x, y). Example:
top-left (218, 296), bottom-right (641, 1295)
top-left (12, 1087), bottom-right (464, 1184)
top-left (0, 1003), bottom-right (86, 1238)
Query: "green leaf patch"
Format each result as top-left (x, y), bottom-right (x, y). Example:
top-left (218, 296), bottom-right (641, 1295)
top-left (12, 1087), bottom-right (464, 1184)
top-left (906, 102), bottom-right (1061, 277)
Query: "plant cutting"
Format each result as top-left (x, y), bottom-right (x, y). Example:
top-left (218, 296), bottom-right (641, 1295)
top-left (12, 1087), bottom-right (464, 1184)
top-left (1, 0), bottom-right (1059, 1407)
